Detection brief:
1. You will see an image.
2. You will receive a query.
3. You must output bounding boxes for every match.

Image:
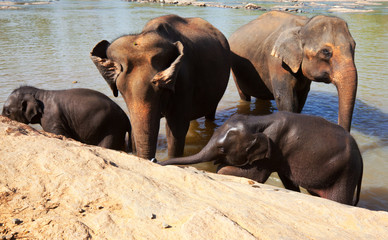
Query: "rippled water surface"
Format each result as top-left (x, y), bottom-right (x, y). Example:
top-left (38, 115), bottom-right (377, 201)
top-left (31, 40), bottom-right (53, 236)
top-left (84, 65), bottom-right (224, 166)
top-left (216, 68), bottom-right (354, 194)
top-left (0, 0), bottom-right (387, 211)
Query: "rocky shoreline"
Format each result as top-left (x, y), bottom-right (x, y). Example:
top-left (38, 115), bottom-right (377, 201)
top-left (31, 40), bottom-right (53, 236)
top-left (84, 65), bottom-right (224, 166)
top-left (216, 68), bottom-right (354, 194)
top-left (1, 0), bottom-right (385, 13)
top-left (121, 0), bottom-right (385, 13)
top-left (1, 116), bottom-right (388, 239)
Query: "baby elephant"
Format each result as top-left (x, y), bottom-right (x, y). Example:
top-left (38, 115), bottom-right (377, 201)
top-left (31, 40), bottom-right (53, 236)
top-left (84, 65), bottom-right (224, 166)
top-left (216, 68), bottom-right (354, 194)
top-left (161, 112), bottom-right (363, 206)
top-left (2, 86), bottom-right (131, 151)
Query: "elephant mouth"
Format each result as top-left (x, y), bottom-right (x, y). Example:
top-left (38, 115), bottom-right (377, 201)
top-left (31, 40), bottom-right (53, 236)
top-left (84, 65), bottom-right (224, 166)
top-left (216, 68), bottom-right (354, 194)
top-left (213, 158), bottom-right (224, 165)
top-left (213, 157), bottom-right (249, 167)
top-left (314, 76), bottom-right (331, 84)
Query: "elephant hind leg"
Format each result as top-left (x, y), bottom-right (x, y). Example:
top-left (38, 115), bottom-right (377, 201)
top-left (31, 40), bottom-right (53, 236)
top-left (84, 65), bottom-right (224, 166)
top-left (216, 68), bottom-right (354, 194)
top-left (232, 70), bottom-right (251, 102)
top-left (307, 187), bottom-right (352, 205)
top-left (307, 175), bottom-right (357, 205)
top-left (165, 118), bottom-right (190, 157)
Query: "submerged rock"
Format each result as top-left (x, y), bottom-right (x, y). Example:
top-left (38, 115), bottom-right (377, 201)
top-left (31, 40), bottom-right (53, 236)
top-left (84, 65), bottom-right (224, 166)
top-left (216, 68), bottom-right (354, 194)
top-left (244, 3), bottom-right (262, 9)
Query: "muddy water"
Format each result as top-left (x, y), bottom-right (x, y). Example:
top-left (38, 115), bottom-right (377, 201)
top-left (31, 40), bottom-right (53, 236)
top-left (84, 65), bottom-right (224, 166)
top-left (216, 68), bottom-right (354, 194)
top-left (0, 0), bottom-right (387, 211)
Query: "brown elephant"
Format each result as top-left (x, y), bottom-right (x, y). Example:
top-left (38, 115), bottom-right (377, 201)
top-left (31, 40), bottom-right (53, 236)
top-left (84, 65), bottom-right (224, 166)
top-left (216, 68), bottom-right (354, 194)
top-left (160, 112), bottom-right (363, 206)
top-left (229, 11), bottom-right (358, 131)
top-left (91, 15), bottom-right (230, 159)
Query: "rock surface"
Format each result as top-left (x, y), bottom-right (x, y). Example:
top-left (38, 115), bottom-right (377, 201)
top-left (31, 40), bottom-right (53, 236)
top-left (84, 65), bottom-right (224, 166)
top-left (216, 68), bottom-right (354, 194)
top-left (121, 0), bottom-right (386, 13)
top-left (0, 116), bottom-right (387, 239)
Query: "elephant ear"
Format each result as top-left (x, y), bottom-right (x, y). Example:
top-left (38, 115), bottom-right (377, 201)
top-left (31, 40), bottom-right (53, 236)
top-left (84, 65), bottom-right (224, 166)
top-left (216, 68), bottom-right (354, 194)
top-left (271, 27), bottom-right (303, 73)
top-left (90, 40), bottom-right (121, 97)
top-left (22, 94), bottom-right (42, 123)
top-left (246, 133), bottom-right (272, 164)
top-left (151, 41), bottom-right (184, 92)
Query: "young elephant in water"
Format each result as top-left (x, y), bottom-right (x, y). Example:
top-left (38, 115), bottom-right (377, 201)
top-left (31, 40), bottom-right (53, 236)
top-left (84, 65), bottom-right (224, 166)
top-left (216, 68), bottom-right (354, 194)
top-left (2, 86), bottom-right (131, 151)
top-left (160, 112), bottom-right (363, 206)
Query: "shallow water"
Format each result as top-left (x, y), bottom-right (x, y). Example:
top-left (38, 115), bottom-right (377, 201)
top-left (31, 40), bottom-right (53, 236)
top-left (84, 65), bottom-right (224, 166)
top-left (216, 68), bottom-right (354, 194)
top-left (0, 0), bottom-right (387, 211)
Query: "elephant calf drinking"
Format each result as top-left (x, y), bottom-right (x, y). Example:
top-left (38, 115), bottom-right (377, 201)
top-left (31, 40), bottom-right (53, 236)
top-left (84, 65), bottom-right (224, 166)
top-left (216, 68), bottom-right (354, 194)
top-left (160, 112), bottom-right (363, 206)
top-left (2, 86), bottom-right (131, 151)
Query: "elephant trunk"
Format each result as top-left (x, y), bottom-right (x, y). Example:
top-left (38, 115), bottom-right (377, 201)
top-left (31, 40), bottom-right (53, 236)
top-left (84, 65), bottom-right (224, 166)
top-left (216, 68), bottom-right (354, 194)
top-left (160, 139), bottom-right (218, 166)
top-left (332, 61), bottom-right (358, 132)
top-left (129, 102), bottom-right (160, 160)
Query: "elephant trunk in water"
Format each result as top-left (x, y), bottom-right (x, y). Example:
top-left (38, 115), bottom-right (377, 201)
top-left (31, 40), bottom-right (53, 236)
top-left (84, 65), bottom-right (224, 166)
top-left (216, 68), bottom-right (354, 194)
top-left (332, 60), bottom-right (358, 132)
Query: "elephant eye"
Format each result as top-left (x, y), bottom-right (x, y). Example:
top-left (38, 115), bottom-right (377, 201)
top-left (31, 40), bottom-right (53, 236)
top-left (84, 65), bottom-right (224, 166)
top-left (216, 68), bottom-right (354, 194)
top-left (217, 146), bottom-right (225, 154)
top-left (320, 48), bottom-right (332, 60)
top-left (3, 108), bottom-right (10, 116)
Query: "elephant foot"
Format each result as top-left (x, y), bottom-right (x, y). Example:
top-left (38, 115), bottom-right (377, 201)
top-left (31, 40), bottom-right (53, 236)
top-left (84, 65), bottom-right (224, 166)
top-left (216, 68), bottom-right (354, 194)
top-left (240, 93), bottom-right (251, 102)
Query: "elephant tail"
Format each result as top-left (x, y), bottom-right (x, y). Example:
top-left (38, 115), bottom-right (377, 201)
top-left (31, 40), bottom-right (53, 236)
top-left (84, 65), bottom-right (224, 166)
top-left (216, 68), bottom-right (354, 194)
top-left (353, 159), bottom-right (363, 206)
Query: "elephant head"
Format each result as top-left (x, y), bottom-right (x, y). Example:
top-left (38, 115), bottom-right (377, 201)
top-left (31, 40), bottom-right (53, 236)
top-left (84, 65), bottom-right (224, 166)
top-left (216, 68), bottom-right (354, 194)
top-left (90, 31), bottom-right (184, 159)
top-left (271, 15), bottom-right (357, 131)
top-left (2, 87), bottom-right (42, 124)
top-left (160, 120), bottom-right (272, 167)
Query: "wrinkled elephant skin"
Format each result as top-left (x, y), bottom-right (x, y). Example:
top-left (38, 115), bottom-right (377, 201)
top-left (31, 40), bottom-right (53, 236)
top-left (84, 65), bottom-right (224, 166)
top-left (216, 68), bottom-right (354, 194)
top-left (230, 11), bottom-right (358, 132)
top-left (161, 112), bottom-right (363, 206)
top-left (91, 14), bottom-right (230, 159)
top-left (2, 86), bottom-right (131, 151)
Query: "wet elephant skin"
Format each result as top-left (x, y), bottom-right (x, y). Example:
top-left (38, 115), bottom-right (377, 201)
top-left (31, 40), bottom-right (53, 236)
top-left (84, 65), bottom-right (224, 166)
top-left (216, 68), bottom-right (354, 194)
top-left (229, 11), bottom-right (358, 132)
top-left (161, 112), bottom-right (363, 206)
top-left (91, 14), bottom-right (230, 159)
top-left (2, 86), bottom-right (131, 151)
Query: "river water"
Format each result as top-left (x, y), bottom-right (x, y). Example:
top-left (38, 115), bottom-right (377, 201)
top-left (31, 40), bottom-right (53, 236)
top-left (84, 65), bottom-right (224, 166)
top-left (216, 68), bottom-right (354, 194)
top-left (0, 0), bottom-right (387, 211)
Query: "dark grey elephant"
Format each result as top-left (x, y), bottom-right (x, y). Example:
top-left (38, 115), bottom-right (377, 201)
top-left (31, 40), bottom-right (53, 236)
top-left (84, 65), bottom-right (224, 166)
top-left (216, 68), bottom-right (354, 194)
top-left (160, 112), bottom-right (363, 206)
top-left (90, 14), bottom-right (230, 159)
top-left (2, 86), bottom-right (131, 151)
top-left (230, 11), bottom-right (358, 132)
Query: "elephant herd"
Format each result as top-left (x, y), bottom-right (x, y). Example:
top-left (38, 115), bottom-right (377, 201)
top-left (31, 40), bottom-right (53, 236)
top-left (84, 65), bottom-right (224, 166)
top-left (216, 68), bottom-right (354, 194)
top-left (2, 11), bottom-right (363, 206)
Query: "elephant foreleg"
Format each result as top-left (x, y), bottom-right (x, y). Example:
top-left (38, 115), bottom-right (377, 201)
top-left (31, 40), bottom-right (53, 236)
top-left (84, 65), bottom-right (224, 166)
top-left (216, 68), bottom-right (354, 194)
top-left (165, 118), bottom-right (190, 157)
top-left (205, 109), bottom-right (216, 120)
top-left (217, 164), bottom-right (272, 183)
top-left (278, 173), bottom-right (300, 192)
top-left (296, 82), bottom-right (311, 113)
top-left (271, 72), bottom-right (309, 113)
top-left (43, 124), bottom-right (75, 141)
